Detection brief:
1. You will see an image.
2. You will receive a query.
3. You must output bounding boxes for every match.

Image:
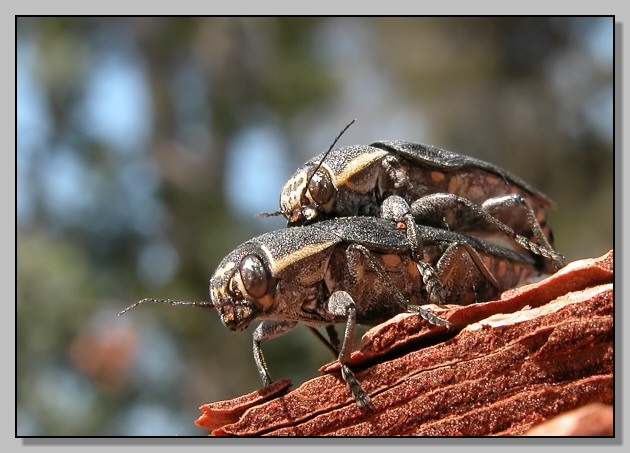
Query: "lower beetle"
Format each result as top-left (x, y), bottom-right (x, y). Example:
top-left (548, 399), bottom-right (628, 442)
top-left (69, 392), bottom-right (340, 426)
top-left (123, 215), bottom-right (543, 410)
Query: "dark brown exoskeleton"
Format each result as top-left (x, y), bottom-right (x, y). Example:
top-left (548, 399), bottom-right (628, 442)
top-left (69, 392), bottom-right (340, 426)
top-left (275, 123), bottom-right (565, 273)
top-left (123, 212), bottom-right (543, 410)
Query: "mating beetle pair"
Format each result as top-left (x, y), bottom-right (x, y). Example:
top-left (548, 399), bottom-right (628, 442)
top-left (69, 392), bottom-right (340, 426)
top-left (126, 207), bottom-right (543, 410)
top-left (207, 196), bottom-right (548, 409)
top-left (123, 122), bottom-right (565, 410)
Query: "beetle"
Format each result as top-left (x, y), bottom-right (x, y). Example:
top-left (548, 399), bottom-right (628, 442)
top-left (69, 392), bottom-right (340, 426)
top-left (209, 215), bottom-right (541, 409)
top-left (123, 211), bottom-right (542, 410)
top-left (275, 125), bottom-right (564, 271)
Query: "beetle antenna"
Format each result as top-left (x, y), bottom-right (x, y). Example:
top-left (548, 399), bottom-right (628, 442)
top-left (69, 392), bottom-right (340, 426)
top-left (303, 119), bottom-right (356, 196)
top-left (118, 298), bottom-right (216, 316)
top-left (255, 210), bottom-right (283, 218)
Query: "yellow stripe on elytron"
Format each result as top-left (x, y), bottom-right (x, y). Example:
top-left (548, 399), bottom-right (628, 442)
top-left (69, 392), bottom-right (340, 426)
top-left (335, 149), bottom-right (388, 188)
top-left (262, 240), bottom-right (337, 275)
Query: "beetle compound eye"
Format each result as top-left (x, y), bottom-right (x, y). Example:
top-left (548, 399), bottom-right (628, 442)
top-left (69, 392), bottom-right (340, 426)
top-left (308, 168), bottom-right (335, 205)
top-left (239, 254), bottom-right (269, 299)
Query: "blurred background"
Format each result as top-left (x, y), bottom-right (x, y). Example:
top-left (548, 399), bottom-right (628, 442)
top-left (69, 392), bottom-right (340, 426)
top-left (16, 17), bottom-right (613, 436)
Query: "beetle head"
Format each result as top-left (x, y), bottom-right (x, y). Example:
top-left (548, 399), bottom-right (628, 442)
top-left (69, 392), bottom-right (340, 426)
top-left (279, 120), bottom-right (355, 226)
top-left (279, 161), bottom-right (338, 226)
top-left (209, 244), bottom-right (277, 331)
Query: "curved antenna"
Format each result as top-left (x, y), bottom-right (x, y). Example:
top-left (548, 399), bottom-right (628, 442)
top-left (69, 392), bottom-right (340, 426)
top-left (302, 119), bottom-right (356, 199)
top-left (118, 298), bottom-right (216, 316)
top-left (253, 120), bottom-right (355, 220)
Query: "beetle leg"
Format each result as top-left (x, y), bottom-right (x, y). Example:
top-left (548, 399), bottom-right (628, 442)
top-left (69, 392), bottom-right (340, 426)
top-left (480, 195), bottom-right (564, 268)
top-left (252, 320), bottom-right (298, 386)
top-left (325, 290), bottom-right (372, 410)
top-left (345, 242), bottom-right (449, 325)
top-left (404, 213), bottom-right (448, 306)
top-left (380, 196), bottom-right (447, 305)
top-left (409, 193), bottom-right (565, 270)
top-left (325, 324), bottom-right (341, 353)
top-left (435, 242), bottom-right (512, 305)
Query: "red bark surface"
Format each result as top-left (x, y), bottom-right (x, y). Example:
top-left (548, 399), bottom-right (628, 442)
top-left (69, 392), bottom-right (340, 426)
top-left (196, 250), bottom-right (614, 436)
top-left (523, 403), bottom-right (613, 436)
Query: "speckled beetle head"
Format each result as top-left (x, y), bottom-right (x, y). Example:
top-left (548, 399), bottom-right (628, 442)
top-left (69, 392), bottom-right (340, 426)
top-left (209, 243), bottom-right (277, 331)
top-left (279, 160), bottom-right (338, 226)
top-left (279, 120), bottom-right (359, 226)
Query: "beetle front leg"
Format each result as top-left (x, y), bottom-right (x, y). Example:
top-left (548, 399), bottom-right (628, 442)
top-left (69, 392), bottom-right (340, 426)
top-left (325, 290), bottom-right (372, 410)
top-left (252, 320), bottom-right (297, 386)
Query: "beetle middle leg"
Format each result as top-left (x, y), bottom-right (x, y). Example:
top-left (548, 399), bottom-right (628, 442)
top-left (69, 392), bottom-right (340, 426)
top-left (327, 244), bottom-right (451, 409)
top-left (324, 290), bottom-right (372, 410)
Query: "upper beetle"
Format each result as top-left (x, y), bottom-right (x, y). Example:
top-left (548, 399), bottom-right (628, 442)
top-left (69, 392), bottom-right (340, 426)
top-left (276, 130), bottom-right (563, 272)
